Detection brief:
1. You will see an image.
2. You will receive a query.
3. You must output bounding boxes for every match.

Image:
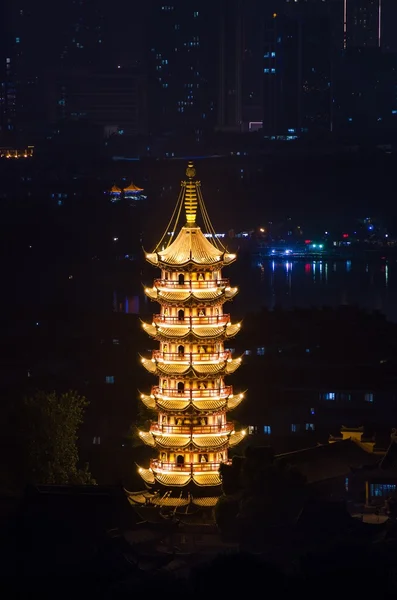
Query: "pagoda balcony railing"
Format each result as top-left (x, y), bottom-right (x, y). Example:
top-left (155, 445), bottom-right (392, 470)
top-left (152, 350), bottom-right (231, 362)
top-left (153, 314), bottom-right (230, 326)
top-left (154, 278), bottom-right (229, 290)
top-left (150, 423), bottom-right (234, 435)
top-left (151, 385), bottom-right (233, 399)
top-left (150, 459), bottom-right (231, 472)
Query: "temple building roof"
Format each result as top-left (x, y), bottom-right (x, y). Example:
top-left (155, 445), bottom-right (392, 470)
top-left (141, 321), bottom-right (241, 341)
top-left (110, 185), bottom-right (122, 193)
top-left (192, 472), bottom-right (222, 486)
top-left (139, 393), bottom-right (245, 413)
top-left (140, 356), bottom-right (242, 378)
top-left (124, 182), bottom-right (144, 192)
top-left (140, 430), bottom-right (233, 450)
top-left (144, 287), bottom-right (238, 304)
top-left (145, 161), bottom-right (236, 268)
top-left (145, 227), bottom-right (236, 268)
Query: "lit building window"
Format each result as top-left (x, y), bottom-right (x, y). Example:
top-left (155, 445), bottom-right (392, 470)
top-left (370, 483), bottom-right (396, 497)
top-left (365, 393), bottom-right (374, 403)
top-left (93, 436), bottom-right (101, 445)
top-left (112, 339), bottom-right (120, 345)
top-left (323, 392), bottom-right (335, 400)
top-left (263, 425), bottom-right (271, 435)
top-left (105, 376), bottom-right (115, 384)
top-left (194, 11), bottom-right (199, 17)
top-left (310, 407), bottom-right (315, 415)
top-left (291, 424), bottom-right (299, 432)
top-left (305, 423), bottom-right (315, 431)
top-left (248, 425), bottom-right (257, 435)
top-left (244, 349), bottom-right (251, 356)
top-left (257, 347), bottom-right (265, 356)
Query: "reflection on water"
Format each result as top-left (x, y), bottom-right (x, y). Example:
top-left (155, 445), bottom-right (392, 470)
top-left (234, 259), bottom-right (397, 321)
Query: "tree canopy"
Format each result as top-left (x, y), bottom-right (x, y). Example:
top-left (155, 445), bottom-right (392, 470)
top-left (13, 390), bottom-right (95, 487)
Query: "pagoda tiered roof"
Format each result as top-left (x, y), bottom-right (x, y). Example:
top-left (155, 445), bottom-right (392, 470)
top-left (140, 356), bottom-right (242, 377)
top-left (144, 286), bottom-right (238, 305)
top-left (124, 181), bottom-right (144, 193)
top-left (139, 389), bottom-right (245, 413)
top-left (145, 226), bottom-right (236, 268)
top-left (141, 320), bottom-right (241, 341)
top-left (139, 430), bottom-right (234, 450)
top-left (137, 466), bottom-right (223, 487)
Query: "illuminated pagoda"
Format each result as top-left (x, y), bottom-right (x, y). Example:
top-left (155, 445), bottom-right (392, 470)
top-left (123, 181), bottom-right (147, 205)
top-left (133, 162), bottom-right (246, 510)
top-left (109, 184), bottom-right (122, 203)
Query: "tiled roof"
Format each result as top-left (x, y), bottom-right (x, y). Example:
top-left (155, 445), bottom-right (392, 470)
top-left (192, 399), bottom-right (228, 411)
top-left (147, 227), bottom-right (224, 266)
top-left (192, 496), bottom-right (219, 507)
top-left (154, 472), bottom-right (191, 486)
top-left (192, 435), bottom-right (229, 448)
top-left (154, 435), bottom-right (191, 449)
top-left (140, 394), bottom-right (156, 410)
top-left (139, 431), bottom-right (156, 447)
top-left (227, 395), bottom-right (244, 411)
top-left (137, 467), bottom-right (155, 485)
top-left (192, 472), bottom-right (222, 486)
top-left (229, 430), bottom-right (247, 447)
top-left (276, 439), bottom-right (380, 484)
top-left (156, 398), bottom-right (190, 411)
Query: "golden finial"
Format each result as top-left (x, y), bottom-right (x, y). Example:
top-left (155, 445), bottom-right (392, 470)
top-left (184, 161), bottom-right (198, 225)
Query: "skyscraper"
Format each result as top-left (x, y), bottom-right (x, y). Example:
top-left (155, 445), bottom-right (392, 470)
top-left (147, 2), bottom-right (218, 137)
top-left (344, 0), bottom-right (382, 48)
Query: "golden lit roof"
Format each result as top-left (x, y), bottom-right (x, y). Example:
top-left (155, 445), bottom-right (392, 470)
top-left (156, 398), bottom-right (191, 411)
top-left (192, 435), bottom-right (229, 448)
top-left (137, 466), bottom-right (155, 485)
top-left (139, 431), bottom-right (156, 447)
top-left (146, 289), bottom-right (232, 303)
top-left (229, 430), bottom-right (247, 447)
top-left (192, 472), bottom-right (222, 486)
top-left (153, 435), bottom-right (191, 449)
top-left (227, 394), bottom-right (245, 411)
top-left (192, 399), bottom-right (228, 411)
top-left (145, 228), bottom-right (217, 266)
top-left (140, 394), bottom-right (156, 410)
top-left (192, 496), bottom-right (219, 507)
top-left (110, 185), bottom-right (122, 193)
top-left (124, 181), bottom-right (144, 192)
top-left (154, 472), bottom-right (191, 486)
top-left (141, 321), bottom-right (241, 341)
top-left (140, 358), bottom-right (241, 378)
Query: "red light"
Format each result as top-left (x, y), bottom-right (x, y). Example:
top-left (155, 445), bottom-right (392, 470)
top-left (304, 239), bottom-right (311, 244)
top-left (305, 263), bottom-right (311, 273)
top-left (342, 233), bottom-right (349, 239)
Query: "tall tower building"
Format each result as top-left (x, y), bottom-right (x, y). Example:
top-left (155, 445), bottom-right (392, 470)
top-left (217, 0), bottom-right (244, 131)
top-left (135, 162), bottom-right (246, 509)
top-left (345, 0), bottom-right (382, 48)
top-left (147, 2), bottom-right (218, 136)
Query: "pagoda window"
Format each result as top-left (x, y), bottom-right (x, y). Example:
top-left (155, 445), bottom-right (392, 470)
top-left (161, 452), bottom-right (167, 461)
top-left (177, 381), bottom-right (185, 393)
top-left (178, 274), bottom-right (185, 285)
top-left (164, 272), bottom-right (169, 280)
top-left (201, 454), bottom-right (208, 463)
top-left (198, 273), bottom-right (204, 281)
top-left (178, 309), bottom-right (185, 321)
top-left (164, 307), bottom-right (168, 316)
top-left (176, 454), bottom-right (185, 466)
top-left (163, 343), bottom-right (168, 354)
top-left (178, 345), bottom-right (185, 356)
top-left (198, 308), bottom-right (206, 317)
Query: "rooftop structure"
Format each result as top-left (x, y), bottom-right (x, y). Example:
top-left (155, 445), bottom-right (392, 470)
top-left (134, 161), bottom-right (245, 508)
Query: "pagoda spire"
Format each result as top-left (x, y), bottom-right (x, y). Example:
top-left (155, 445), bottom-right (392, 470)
top-left (184, 161), bottom-right (198, 226)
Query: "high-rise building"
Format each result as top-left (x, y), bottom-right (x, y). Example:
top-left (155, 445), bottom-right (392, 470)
top-left (263, 10), bottom-right (332, 136)
top-left (217, 0), bottom-right (244, 131)
top-left (344, 0), bottom-right (382, 48)
top-left (135, 162), bottom-right (246, 508)
top-left (147, 2), bottom-right (218, 137)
